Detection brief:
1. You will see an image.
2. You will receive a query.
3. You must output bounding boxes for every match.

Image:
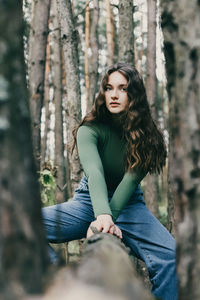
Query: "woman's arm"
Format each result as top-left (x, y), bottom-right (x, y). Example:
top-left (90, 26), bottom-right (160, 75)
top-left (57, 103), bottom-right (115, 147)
top-left (77, 125), bottom-right (123, 238)
top-left (77, 125), bottom-right (113, 217)
top-left (109, 169), bottom-right (147, 222)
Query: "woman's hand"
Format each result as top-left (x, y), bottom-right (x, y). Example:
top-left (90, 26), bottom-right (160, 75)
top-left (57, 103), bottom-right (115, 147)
top-left (87, 214), bottom-right (122, 239)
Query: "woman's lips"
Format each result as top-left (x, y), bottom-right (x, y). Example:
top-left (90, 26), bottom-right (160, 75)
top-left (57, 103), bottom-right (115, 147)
top-left (110, 102), bottom-right (120, 106)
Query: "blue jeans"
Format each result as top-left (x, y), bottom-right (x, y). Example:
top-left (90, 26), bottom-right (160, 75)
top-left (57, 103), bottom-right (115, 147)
top-left (42, 176), bottom-right (178, 300)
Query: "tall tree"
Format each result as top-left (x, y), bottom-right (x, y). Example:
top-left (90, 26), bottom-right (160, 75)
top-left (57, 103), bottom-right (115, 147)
top-left (143, 0), bottom-right (158, 217)
top-left (88, 0), bottom-right (99, 111)
top-left (146, 0), bottom-right (157, 114)
top-left (167, 158), bottom-right (176, 236)
top-left (41, 34), bottom-right (51, 167)
top-left (0, 1), bottom-right (48, 296)
top-left (161, 1), bottom-right (200, 299)
top-left (51, 0), bottom-right (66, 203)
top-left (138, 12), bottom-right (145, 75)
top-left (118, 0), bottom-right (134, 65)
top-left (28, 0), bottom-right (50, 170)
top-left (105, 0), bottom-right (115, 65)
top-left (61, 51), bottom-right (73, 198)
top-left (57, 0), bottom-right (82, 192)
top-left (85, 0), bottom-right (90, 112)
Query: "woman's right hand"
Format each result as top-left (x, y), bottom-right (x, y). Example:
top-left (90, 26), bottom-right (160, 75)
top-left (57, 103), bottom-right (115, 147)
top-left (87, 214), bottom-right (122, 239)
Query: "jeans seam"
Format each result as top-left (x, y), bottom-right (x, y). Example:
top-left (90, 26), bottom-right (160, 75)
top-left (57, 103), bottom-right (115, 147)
top-left (136, 240), bottom-right (158, 286)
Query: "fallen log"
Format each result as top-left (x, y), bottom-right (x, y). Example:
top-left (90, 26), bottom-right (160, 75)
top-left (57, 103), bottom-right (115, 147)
top-left (76, 232), bottom-right (153, 300)
top-left (25, 233), bottom-right (153, 300)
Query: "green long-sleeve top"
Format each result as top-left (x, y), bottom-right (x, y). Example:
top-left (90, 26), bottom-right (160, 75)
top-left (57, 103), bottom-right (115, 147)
top-left (77, 123), bottom-right (146, 221)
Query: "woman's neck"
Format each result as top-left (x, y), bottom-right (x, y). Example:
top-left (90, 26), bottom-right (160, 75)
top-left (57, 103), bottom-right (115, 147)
top-left (110, 112), bottom-right (126, 128)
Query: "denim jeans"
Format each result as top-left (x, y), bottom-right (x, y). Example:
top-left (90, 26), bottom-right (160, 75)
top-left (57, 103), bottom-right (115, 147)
top-left (42, 175), bottom-right (178, 300)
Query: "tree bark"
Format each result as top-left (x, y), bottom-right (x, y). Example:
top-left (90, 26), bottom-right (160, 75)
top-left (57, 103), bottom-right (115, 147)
top-left (143, 174), bottom-right (159, 217)
top-left (161, 1), bottom-right (200, 299)
top-left (167, 157), bottom-right (176, 236)
top-left (57, 0), bottom-right (82, 192)
top-left (0, 1), bottom-right (48, 296)
top-left (143, 0), bottom-right (159, 218)
top-left (61, 51), bottom-right (73, 199)
top-left (77, 233), bottom-right (153, 300)
top-left (105, 0), bottom-right (115, 66)
top-left (41, 34), bottom-right (51, 167)
top-left (51, 0), bottom-right (66, 203)
top-left (28, 0), bottom-right (50, 171)
top-left (118, 0), bottom-right (134, 65)
top-left (146, 0), bottom-right (157, 114)
top-left (30, 234), bottom-right (153, 299)
top-left (138, 13), bottom-right (145, 75)
top-left (85, 0), bottom-right (90, 112)
top-left (88, 0), bottom-right (99, 111)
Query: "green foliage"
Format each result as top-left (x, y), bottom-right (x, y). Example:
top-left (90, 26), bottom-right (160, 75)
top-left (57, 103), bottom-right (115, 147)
top-left (39, 168), bottom-right (56, 206)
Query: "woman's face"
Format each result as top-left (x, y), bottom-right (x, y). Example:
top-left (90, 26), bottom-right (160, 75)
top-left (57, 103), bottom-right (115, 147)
top-left (104, 71), bottom-right (129, 114)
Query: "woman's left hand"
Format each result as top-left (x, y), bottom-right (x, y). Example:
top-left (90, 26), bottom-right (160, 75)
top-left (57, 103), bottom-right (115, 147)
top-left (87, 214), bottom-right (122, 239)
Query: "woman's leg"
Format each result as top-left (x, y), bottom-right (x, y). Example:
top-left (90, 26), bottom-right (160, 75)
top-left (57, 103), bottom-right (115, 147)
top-left (42, 191), bottom-right (95, 262)
top-left (116, 201), bottom-right (178, 300)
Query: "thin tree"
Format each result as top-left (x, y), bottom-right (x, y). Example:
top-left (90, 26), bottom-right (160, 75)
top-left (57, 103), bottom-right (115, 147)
top-left (138, 12), bottom-right (145, 75)
top-left (88, 0), bottom-right (99, 111)
top-left (143, 0), bottom-right (158, 217)
top-left (41, 34), bottom-right (51, 167)
top-left (57, 0), bottom-right (82, 192)
top-left (118, 0), bottom-right (134, 65)
top-left (28, 0), bottom-right (50, 171)
top-left (85, 0), bottom-right (90, 112)
top-left (161, 1), bottom-right (200, 299)
top-left (51, 0), bottom-right (66, 203)
top-left (0, 1), bottom-right (48, 296)
top-left (105, 0), bottom-right (115, 65)
top-left (146, 0), bottom-right (157, 115)
top-left (61, 50), bottom-right (73, 198)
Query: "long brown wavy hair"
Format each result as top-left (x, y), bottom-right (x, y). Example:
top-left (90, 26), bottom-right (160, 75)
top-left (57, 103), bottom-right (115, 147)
top-left (73, 62), bottom-right (167, 174)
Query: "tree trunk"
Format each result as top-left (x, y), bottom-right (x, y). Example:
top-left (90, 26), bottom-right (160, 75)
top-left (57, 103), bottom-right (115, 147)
top-left (61, 51), bottom-right (73, 199)
top-left (118, 0), bottom-right (134, 65)
top-left (143, 0), bottom-right (158, 218)
top-left (57, 0), bottom-right (82, 192)
top-left (167, 157), bottom-right (176, 236)
top-left (0, 1), bottom-right (48, 296)
top-left (29, 233), bottom-right (153, 299)
top-left (88, 0), bottom-right (99, 111)
top-left (85, 0), bottom-right (90, 112)
top-left (134, 38), bottom-right (140, 72)
top-left (146, 0), bottom-right (157, 114)
top-left (51, 0), bottom-right (66, 203)
top-left (161, 1), bottom-right (200, 299)
top-left (28, 0), bottom-right (50, 171)
top-left (41, 34), bottom-right (51, 167)
top-left (143, 174), bottom-right (159, 217)
top-left (105, 0), bottom-right (115, 66)
top-left (77, 233), bottom-right (153, 300)
top-left (138, 13), bottom-right (145, 75)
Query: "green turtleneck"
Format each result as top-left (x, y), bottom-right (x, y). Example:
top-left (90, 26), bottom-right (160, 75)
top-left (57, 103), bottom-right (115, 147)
top-left (77, 123), bottom-right (146, 221)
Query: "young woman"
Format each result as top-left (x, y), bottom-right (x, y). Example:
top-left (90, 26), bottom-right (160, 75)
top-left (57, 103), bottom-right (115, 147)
top-left (42, 63), bottom-right (177, 300)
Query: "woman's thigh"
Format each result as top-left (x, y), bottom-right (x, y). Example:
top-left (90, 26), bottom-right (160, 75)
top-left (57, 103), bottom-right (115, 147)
top-left (42, 192), bottom-right (95, 243)
top-left (116, 201), bottom-right (176, 264)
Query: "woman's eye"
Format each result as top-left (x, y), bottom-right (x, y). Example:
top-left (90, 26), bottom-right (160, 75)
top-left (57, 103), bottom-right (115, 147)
top-left (105, 86), bottom-right (112, 91)
top-left (121, 87), bottom-right (127, 91)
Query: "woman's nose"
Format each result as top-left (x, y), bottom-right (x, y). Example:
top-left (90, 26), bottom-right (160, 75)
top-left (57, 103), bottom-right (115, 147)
top-left (111, 89), bottom-right (119, 99)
